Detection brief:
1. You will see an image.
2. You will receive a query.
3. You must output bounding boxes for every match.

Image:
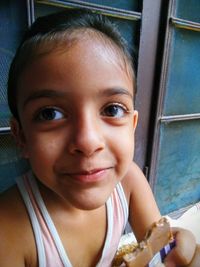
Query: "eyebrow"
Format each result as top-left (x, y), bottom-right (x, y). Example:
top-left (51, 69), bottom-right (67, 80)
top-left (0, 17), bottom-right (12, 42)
top-left (101, 87), bottom-right (133, 99)
top-left (23, 87), bottom-right (133, 108)
top-left (23, 89), bottom-right (66, 108)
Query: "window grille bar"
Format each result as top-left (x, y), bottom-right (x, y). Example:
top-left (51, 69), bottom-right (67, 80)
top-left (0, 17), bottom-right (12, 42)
top-left (26, 0), bottom-right (35, 25)
top-left (170, 17), bottom-right (200, 32)
top-left (35, 0), bottom-right (141, 21)
top-left (160, 113), bottom-right (200, 123)
top-left (0, 127), bottom-right (11, 135)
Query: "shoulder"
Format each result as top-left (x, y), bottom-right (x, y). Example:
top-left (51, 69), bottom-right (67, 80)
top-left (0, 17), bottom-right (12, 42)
top-left (0, 186), bottom-right (37, 266)
top-left (121, 162), bottom-right (161, 241)
top-left (0, 185), bottom-right (28, 228)
top-left (0, 185), bottom-right (24, 217)
top-left (121, 161), bottom-right (150, 200)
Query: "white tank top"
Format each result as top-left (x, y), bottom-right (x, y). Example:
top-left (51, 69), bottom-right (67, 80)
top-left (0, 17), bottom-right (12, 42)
top-left (16, 172), bottom-right (128, 267)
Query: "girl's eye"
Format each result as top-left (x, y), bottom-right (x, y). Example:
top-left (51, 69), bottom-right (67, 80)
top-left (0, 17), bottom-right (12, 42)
top-left (102, 104), bottom-right (128, 118)
top-left (36, 108), bottom-right (64, 121)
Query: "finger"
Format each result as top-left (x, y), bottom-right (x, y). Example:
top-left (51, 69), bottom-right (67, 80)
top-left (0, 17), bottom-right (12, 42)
top-left (188, 244), bottom-right (200, 267)
top-left (164, 227), bottom-right (196, 266)
top-left (164, 260), bottom-right (176, 267)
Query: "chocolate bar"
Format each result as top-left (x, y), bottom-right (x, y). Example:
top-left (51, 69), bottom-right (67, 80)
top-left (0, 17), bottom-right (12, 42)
top-left (113, 217), bottom-right (175, 267)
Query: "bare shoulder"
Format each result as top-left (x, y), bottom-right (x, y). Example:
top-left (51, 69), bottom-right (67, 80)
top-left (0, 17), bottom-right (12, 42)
top-left (0, 186), bottom-right (37, 266)
top-left (121, 161), bottom-right (150, 198)
top-left (0, 185), bottom-right (25, 217)
top-left (121, 162), bottom-right (161, 241)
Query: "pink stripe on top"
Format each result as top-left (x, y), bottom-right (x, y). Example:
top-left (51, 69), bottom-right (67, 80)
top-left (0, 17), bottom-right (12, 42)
top-left (16, 172), bottom-right (128, 267)
top-left (98, 184), bottom-right (128, 267)
top-left (23, 176), bottom-right (66, 267)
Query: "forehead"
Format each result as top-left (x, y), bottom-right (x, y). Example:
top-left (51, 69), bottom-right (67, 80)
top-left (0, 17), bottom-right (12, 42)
top-left (17, 37), bottom-right (134, 108)
top-left (21, 34), bottom-right (134, 80)
top-left (21, 29), bottom-right (134, 80)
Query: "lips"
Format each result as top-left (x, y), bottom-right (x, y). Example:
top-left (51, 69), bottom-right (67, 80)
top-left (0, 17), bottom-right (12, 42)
top-left (65, 168), bottom-right (111, 183)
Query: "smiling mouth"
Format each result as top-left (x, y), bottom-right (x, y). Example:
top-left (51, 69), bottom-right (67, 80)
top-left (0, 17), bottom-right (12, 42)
top-left (66, 168), bottom-right (112, 183)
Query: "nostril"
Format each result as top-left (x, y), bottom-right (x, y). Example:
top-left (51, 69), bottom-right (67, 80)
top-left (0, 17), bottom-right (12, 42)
top-left (74, 148), bottom-right (84, 154)
top-left (68, 117), bottom-right (105, 156)
top-left (68, 135), bottom-right (105, 157)
top-left (72, 145), bottom-right (103, 157)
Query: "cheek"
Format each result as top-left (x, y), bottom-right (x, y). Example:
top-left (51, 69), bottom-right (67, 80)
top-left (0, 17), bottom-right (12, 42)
top-left (110, 126), bottom-right (135, 174)
top-left (25, 132), bottom-right (64, 166)
top-left (119, 131), bottom-right (135, 160)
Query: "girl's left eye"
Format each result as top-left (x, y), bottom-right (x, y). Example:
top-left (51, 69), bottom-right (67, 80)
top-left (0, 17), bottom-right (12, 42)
top-left (36, 108), bottom-right (64, 121)
top-left (102, 104), bottom-right (128, 118)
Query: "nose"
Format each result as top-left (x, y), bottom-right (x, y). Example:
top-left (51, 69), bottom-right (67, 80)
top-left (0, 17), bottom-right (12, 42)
top-left (68, 113), bottom-right (105, 157)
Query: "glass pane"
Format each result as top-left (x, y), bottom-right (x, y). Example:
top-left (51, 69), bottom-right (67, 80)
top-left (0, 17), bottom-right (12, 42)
top-left (0, 134), bottom-right (30, 192)
top-left (0, 0), bottom-right (27, 127)
top-left (154, 120), bottom-right (200, 215)
top-left (176, 0), bottom-right (200, 23)
top-left (109, 18), bottom-right (139, 56)
top-left (35, 0), bottom-right (141, 12)
top-left (35, 2), bottom-right (64, 17)
top-left (73, 0), bottom-right (140, 11)
top-left (163, 28), bottom-right (200, 115)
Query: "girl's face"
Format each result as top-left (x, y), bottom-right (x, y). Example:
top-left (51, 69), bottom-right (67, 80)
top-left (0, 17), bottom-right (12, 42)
top-left (14, 37), bottom-right (138, 210)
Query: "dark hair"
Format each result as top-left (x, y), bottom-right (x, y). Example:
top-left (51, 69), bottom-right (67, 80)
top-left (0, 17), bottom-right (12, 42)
top-left (7, 8), bottom-right (136, 121)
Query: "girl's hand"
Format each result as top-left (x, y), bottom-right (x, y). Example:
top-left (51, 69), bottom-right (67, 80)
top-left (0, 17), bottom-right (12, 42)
top-left (164, 227), bottom-right (197, 266)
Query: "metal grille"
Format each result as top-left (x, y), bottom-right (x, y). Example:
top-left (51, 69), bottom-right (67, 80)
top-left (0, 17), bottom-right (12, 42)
top-left (0, 134), bottom-right (30, 192)
top-left (0, 48), bottom-right (13, 128)
top-left (0, 1), bottom-right (27, 129)
top-left (0, 134), bottom-right (20, 164)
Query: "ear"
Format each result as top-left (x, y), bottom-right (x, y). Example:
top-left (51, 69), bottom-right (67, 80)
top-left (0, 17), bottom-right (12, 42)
top-left (10, 118), bottom-right (29, 158)
top-left (133, 110), bottom-right (138, 130)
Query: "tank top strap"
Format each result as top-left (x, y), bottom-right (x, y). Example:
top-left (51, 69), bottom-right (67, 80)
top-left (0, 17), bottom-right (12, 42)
top-left (17, 173), bottom-right (128, 267)
top-left (115, 182), bottom-right (129, 228)
top-left (97, 182), bottom-right (129, 267)
top-left (16, 173), bottom-right (71, 267)
top-left (16, 175), bottom-right (46, 267)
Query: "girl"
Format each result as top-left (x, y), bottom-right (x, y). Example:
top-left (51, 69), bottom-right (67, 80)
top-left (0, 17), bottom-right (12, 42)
top-left (0, 9), bottom-right (199, 267)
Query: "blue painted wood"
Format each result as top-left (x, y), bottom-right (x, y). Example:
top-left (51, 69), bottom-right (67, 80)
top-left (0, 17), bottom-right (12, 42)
top-left (154, 1), bottom-right (200, 214)
top-left (35, 0), bottom-right (141, 18)
top-left (0, 1), bottom-right (27, 52)
top-left (155, 121), bottom-right (200, 215)
top-left (69, 0), bottom-right (140, 11)
top-left (36, 0), bottom-right (140, 12)
top-left (163, 28), bottom-right (200, 115)
top-left (176, 0), bottom-right (200, 23)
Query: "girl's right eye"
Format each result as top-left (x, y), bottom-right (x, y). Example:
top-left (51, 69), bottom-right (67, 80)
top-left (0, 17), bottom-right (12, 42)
top-left (35, 107), bottom-right (64, 121)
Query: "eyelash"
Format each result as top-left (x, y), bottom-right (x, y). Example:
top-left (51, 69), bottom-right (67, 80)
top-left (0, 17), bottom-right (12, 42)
top-left (34, 107), bottom-right (65, 121)
top-left (33, 102), bottom-right (131, 122)
top-left (101, 102), bottom-right (131, 118)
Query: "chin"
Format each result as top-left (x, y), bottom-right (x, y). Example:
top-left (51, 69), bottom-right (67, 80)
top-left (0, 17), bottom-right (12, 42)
top-left (74, 195), bottom-right (109, 211)
top-left (67, 189), bottom-right (111, 211)
top-left (59, 179), bottom-right (117, 210)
